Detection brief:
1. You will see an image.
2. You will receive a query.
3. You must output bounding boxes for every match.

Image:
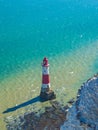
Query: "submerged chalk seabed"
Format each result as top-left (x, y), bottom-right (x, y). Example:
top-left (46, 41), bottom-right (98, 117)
top-left (0, 0), bottom-right (98, 129)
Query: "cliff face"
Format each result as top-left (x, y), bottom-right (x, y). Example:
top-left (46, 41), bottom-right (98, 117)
top-left (61, 74), bottom-right (98, 130)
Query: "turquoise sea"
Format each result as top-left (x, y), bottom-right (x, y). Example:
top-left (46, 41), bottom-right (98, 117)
top-left (0, 0), bottom-right (98, 129)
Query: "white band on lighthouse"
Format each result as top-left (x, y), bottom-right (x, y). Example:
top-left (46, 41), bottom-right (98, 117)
top-left (42, 67), bottom-right (49, 75)
top-left (41, 83), bottom-right (50, 92)
top-left (42, 83), bottom-right (50, 88)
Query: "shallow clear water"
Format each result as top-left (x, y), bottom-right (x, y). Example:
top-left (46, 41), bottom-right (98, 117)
top-left (0, 0), bottom-right (98, 129)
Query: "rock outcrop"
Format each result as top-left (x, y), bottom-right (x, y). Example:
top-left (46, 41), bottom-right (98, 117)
top-left (5, 101), bottom-right (68, 130)
top-left (61, 74), bottom-right (98, 130)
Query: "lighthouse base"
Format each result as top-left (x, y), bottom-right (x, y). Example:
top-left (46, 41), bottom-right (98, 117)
top-left (40, 90), bottom-right (56, 101)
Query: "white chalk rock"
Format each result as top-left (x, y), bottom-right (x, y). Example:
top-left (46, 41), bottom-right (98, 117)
top-left (61, 74), bottom-right (98, 130)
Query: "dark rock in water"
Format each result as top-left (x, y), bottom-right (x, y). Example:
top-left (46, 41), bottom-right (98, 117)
top-left (77, 94), bottom-right (80, 99)
top-left (67, 98), bottom-right (75, 104)
top-left (45, 106), bottom-right (55, 112)
top-left (50, 101), bottom-right (61, 109)
top-left (78, 88), bottom-right (81, 95)
top-left (63, 105), bottom-right (69, 110)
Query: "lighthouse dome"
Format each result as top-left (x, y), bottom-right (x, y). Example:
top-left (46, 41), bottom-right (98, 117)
top-left (42, 57), bottom-right (49, 67)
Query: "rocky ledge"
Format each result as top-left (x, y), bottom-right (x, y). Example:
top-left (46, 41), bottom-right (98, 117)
top-left (61, 74), bottom-right (98, 130)
top-left (5, 100), bottom-right (72, 130)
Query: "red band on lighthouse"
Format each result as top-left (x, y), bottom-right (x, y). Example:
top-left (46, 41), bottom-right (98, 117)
top-left (42, 75), bottom-right (50, 84)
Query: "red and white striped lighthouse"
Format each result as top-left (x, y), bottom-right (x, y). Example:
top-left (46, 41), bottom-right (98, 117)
top-left (41, 57), bottom-right (50, 92)
top-left (40, 57), bottom-right (56, 100)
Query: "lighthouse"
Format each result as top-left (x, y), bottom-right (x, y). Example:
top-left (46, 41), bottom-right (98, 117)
top-left (40, 57), bottom-right (56, 101)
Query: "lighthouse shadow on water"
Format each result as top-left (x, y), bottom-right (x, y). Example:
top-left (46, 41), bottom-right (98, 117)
top-left (3, 96), bottom-right (40, 114)
top-left (3, 57), bottom-right (56, 114)
top-left (3, 96), bottom-right (54, 114)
